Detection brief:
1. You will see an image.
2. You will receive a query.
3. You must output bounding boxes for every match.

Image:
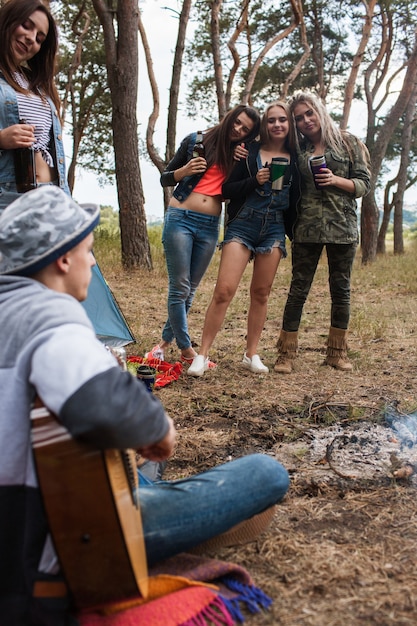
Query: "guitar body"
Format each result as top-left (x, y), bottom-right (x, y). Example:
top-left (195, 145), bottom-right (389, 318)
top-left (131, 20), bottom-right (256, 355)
top-left (31, 403), bottom-right (149, 609)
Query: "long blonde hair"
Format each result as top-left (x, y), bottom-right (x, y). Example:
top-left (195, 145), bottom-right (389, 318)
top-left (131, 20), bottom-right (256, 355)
top-left (259, 100), bottom-right (297, 154)
top-left (289, 91), bottom-right (351, 157)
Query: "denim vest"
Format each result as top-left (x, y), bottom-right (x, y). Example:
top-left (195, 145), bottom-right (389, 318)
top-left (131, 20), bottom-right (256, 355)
top-left (161, 132), bottom-right (207, 202)
top-left (0, 75), bottom-right (69, 195)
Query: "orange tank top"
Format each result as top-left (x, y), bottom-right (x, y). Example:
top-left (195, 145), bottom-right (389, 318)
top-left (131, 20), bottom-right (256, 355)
top-left (193, 164), bottom-right (225, 197)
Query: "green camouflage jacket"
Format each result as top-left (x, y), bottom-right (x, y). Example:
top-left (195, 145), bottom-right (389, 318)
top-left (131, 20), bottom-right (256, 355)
top-left (294, 133), bottom-right (371, 244)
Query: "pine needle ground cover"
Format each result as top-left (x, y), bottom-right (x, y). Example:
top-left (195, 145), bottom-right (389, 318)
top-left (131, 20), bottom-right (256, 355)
top-left (96, 232), bottom-right (417, 626)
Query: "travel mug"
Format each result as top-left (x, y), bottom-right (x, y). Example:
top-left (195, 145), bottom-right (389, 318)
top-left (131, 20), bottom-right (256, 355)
top-left (270, 157), bottom-right (289, 190)
top-left (136, 365), bottom-right (156, 392)
top-left (309, 155), bottom-right (327, 189)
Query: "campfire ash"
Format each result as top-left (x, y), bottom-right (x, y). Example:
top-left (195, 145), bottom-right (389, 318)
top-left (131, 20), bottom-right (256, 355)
top-left (275, 407), bottom-right (417, 485)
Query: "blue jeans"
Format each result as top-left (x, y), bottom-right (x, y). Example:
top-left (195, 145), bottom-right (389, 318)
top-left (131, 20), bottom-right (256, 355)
top-left (161, 207), bottom-right (220, 350)
top-left (138, 453), bottom-right (290, 566)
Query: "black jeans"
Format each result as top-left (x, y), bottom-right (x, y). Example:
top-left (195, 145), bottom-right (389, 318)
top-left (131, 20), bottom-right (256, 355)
top-left (282, 242), bottom-right (357, 332)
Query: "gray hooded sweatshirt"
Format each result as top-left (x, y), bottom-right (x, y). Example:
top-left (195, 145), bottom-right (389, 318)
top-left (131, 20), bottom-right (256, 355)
top-left (0, 275), bottom-right (169, 625)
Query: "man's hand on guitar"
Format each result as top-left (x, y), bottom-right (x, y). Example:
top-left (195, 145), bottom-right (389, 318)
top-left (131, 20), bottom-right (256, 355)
top-left (137, 416), bottom-right (176, 461)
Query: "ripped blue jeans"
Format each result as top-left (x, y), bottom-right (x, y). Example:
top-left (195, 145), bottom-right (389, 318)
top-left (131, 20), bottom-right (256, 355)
top-left (138, 453), bottom-right (290, 566)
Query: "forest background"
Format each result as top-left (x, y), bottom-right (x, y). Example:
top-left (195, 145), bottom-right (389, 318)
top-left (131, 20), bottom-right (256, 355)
top-left (25, 0), bottom-right (417, 269)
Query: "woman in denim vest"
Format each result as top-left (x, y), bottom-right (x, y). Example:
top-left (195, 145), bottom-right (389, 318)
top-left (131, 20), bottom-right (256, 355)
top-left (0, 0), bottom-right (134, 351)
top-left (274, 91), bottom-right (371, 374)
top-left (188, 101), bottom-right (299, 376)
top-left (0, 0), bottom-right (69, 210)
top-left (145, 105), bottom-right (260, 366)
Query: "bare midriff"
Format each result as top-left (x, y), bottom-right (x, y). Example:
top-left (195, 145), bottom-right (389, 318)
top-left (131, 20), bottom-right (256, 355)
top-left (169, 192), bottom-right (222, 216)
top-left (35, 151), bottom-right (58, 183)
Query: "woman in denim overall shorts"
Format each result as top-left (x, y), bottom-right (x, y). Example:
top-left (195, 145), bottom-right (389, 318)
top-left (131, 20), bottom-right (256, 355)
top-left (188, 101), bottom-right (299, 376)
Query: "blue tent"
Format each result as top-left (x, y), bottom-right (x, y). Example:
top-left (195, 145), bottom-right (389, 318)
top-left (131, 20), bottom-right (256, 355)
top-left (78, 204), bottom-right (134, 347)
top-left (82, 261), bottom-right (135, 348)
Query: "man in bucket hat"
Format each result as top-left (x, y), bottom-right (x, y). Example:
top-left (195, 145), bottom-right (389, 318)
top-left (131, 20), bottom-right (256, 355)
top-left (0, 187), bottom-right (289, 625)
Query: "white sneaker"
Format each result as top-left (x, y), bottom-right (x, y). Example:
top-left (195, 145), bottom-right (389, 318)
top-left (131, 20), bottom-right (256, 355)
top-left (187, 354), bottom-right (210, 377)
top-left (242, 353), bottom-right (269, 373)
top-left (145, 344), bottom-right (165, 360)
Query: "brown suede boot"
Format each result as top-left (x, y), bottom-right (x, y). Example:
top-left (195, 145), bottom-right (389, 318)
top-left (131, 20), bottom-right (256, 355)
top-left (274, 330), bottom-right (298, 374)
top-left (324, 327), bottom-right (353, 371)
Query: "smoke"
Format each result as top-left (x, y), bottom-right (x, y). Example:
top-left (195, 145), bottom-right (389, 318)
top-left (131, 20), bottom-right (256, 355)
top-left (385, 408), bottom-right (417, 450)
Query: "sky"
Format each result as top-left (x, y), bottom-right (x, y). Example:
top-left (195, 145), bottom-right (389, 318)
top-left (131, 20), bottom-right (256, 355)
top-left (71, 1), bottom-right (196, 221)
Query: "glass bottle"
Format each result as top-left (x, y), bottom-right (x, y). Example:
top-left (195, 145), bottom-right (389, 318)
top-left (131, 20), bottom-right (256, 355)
top-left (14, 119), bottom-right (36, 193)
top-left (192, 131), bottom-right (205, 158)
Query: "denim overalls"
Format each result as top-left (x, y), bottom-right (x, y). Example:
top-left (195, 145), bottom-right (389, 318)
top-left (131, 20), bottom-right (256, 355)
top-left (222, 152), bottom-right (290, 258)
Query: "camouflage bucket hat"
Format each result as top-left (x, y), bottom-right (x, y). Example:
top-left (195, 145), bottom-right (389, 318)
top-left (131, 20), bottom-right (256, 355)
top-left (0, 187), bottom-right (100, 276)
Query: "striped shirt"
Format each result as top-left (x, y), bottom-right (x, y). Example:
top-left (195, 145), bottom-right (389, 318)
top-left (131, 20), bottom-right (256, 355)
top-left (13, 72), bottom-right (54, 167)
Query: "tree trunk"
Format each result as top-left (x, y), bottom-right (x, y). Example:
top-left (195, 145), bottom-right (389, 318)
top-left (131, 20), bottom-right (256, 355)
top-left (138, 11), bottom-right (162, 173)
top-left (340, 0), bottom-right (377, 130)
top-left (241, 0), bottom-right (301, 104)
top-left (376, 178), bottom-right (396, 254)
top-left (210, 0), bottom-right (226, 117)
top-left (361, 29), bottom-right (417, 263)
top-left (138, 0), bottom-right (191, 214)
top-left (166, 0), bottom-right (192, 163)
top-left (393, 80), bottom-right (417, 254)
top-left (92, 0), bottom-right (152, 270)
top-left (225, 0), bottom-right (249, 109)
top-left (360, 183), bottom-right (380, 264)
top-left (393, 199), bottom-right (404, 254)
top-left (281, 1), bottom-right (310, 98)
top-left (66, 92), bottom-right (82, 194)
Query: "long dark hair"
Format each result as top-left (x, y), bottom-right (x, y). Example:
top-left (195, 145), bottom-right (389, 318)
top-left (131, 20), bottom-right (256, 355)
top-left (203, 105), bottom-right (260, 177)
top-left (0, 0), bottom-right (60, 111)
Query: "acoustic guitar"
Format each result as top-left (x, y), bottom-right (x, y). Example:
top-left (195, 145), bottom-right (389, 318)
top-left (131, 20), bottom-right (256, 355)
top-left (30, 399), bottom-right (149, 609)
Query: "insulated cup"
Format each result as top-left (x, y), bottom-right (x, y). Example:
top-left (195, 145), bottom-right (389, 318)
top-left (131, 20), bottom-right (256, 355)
top-left (137, 365), bottom-right (156, 392)
top-left (309, 155), bottom-right (327, 189)
top-left (270, 157), bottom-right (289, 190)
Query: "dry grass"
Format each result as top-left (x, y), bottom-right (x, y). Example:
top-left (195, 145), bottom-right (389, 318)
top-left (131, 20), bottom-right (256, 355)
top-left (95, 230), bottom-right (417, 625)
